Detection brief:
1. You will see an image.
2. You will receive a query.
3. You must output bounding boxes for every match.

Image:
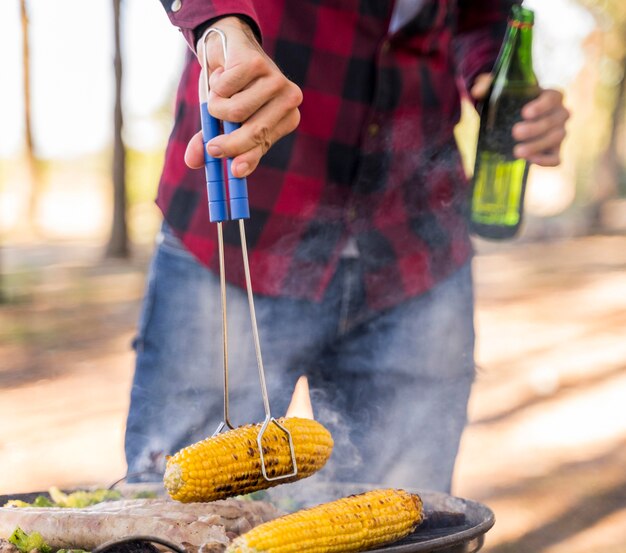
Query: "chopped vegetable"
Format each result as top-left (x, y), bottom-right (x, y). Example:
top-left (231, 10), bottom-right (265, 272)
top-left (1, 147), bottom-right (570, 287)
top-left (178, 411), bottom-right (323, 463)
top-left (3, 488), bottom-right (121, 509)
top-left (129, 490), bottom-right (158, 500)
top-left (240, 490), bottom-right (271, 502)
top-left (48, 487), bottom-right (121, 508)
top-left (8, 527), bottom-right (52, 553)
top-left (31, 497), bottom-right (55, 508)
top-left (2, 501), bottom-right (31, 509)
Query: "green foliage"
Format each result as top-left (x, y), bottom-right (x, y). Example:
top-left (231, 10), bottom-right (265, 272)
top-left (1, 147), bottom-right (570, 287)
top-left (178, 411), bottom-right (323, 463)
top-left (125, 148), bottom-right (165, 206)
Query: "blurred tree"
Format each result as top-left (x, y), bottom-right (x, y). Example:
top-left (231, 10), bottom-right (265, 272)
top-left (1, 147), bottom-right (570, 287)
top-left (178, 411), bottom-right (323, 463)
top-left (576, 0), bottom-right (626, 228)
top-left (106, 0), bottom-right (129, 258)
top-left (20, 0), bottom-right (40, 231)
top-left (2, 0), bottom-right (35, 303)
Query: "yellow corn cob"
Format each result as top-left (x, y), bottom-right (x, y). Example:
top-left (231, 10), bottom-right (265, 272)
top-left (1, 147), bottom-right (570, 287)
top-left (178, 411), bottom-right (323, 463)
top-left (226, 488), bottom-right (423, 553)
top-left (164, 417), bottom-right (333, 502)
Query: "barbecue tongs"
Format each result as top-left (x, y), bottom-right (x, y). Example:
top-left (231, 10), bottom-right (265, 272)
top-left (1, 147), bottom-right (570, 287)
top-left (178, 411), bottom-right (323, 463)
top-left (196, 28), bottom-right (297, 482)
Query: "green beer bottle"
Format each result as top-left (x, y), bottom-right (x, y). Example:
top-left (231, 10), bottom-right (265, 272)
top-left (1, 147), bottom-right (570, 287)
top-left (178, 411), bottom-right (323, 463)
top-left (470, 5), bottom-right (541, 239)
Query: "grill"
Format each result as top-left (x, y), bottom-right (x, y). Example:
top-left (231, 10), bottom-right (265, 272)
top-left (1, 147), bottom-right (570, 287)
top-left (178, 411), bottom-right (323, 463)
top-left (0, 481), bottom-right (494, 553)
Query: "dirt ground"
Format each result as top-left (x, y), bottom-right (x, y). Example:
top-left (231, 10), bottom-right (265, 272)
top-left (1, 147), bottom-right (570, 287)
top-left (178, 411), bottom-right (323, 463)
top-left (1, 234), bottom-right (625, 553)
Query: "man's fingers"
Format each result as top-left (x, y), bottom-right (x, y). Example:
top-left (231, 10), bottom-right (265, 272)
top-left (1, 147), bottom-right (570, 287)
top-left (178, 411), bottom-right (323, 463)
top-left (512, 105), bottom-right (570, 142)
top-left (208, 61), bottom-right (260, 99)
top-left (209, 75), bottom-right (287, 123)
top-left (231, 112), bottom-right (302, 178)
top-left (508, 88), bottom-right (569, 167)
top-left (525, 151), bottom-right (562, 167)
top-left (230, 147), bottom-right (261, 178)
top-left (184, 131), bottom-right (205, 169)
top-left (225, 112), bottom-right (300, 178)
top-left (206, 93), bottom-right (301, 160)
top-left (204, 32), bottom-right (226, 72)
top-left (514, 127), bottom-right (565, 163)
top-left (185, 111), bottom-right (300, 178)
top-left (470, 73), bottom-right (493, 101)
top-left (521, 89), bottom-right (566, 119)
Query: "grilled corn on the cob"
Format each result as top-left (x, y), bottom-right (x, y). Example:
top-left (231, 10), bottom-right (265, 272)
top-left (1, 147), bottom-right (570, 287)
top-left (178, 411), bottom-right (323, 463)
top-left (226, 488), bottom-right (423, 553)
top-left (164, 417), bottom-right (333, 502)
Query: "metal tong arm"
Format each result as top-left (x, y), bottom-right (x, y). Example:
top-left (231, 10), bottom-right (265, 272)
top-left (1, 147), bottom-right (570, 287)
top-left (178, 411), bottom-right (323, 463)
top-left (197, 28), bottom-right (297, 481)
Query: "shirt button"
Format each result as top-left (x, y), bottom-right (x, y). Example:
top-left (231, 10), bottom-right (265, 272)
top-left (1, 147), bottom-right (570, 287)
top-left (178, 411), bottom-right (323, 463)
top-left (381, 40), bottom-right (390, 53)
top-left (368, 123), bottom-right (380, 137)
top-left (171, 0), bottom-right (182, 12)
top-left (347, 207), bottom-right (357, 222)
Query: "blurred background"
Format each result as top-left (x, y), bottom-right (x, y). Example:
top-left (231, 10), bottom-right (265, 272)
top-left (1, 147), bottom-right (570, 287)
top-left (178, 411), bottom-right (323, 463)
top-left (1, 1), bottom-right (625, 552)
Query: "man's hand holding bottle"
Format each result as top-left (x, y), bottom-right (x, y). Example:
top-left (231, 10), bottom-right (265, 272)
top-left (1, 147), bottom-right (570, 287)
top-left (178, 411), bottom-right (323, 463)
top-left (471, 74), bottom-right (570, 167)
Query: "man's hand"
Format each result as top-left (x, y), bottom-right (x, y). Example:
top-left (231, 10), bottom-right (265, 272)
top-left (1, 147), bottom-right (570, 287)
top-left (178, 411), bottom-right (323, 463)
top-left (471, 73), bottom-right (570, 167)
top-left (185, 16), bottom-right (303, 178)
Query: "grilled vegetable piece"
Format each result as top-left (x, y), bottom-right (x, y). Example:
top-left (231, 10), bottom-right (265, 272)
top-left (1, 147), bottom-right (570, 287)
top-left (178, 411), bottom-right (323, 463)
top-left (4, 488), bottom-right (122, 509)
top-left (8, 527), bottom-right (52, 553)
top-left (226, 488), bottom-right (423, 553)
top-left (164, 417), bottom-right (334, 503)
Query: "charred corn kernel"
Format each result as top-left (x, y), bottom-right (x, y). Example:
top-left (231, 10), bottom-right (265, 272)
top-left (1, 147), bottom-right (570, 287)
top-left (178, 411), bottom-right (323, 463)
top-left (164, 417), bottom-right (333, 502)
top-left (226, 488), bottom-right (423, 553)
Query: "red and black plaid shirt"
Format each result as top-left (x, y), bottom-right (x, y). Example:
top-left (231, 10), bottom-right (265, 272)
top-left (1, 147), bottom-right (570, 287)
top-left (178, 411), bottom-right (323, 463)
top-left (157, 0), bottom-right (513, 311)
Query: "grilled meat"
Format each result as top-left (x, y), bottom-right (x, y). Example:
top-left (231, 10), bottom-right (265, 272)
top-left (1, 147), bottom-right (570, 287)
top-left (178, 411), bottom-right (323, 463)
top-left (0, 497), bottom-right (281, 552)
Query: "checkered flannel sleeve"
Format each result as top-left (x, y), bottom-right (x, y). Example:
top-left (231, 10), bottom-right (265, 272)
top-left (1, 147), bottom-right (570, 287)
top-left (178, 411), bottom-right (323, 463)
top-left (157, 0), bottom-right (260, 50)
top-left (453, 0), bottom-right (519, 94)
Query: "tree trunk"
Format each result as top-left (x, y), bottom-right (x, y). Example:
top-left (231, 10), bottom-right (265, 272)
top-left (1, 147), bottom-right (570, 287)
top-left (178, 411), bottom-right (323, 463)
top-left (21, 0), bottom-right (40, 231)
top-left (605, 54), bottom-right (626, 180)
top-left (589, 53), bottom-right (626, 231)
top-left (106, 0), bottom-right (129, 258)
top-left (2, 0), bottom-right (35, 302)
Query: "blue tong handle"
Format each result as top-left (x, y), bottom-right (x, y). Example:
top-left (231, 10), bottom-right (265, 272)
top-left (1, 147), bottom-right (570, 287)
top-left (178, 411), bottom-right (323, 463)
top-left (200, 102), bottom-right (250, 223)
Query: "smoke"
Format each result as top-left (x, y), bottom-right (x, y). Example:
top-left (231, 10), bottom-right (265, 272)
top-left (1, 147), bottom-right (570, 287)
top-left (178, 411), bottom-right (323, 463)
top-left (309, 385), bottom-right (364, 482)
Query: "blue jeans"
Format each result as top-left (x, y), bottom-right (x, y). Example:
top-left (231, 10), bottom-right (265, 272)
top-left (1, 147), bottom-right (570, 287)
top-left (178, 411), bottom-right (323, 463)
top-left (125, 224), bottom-right (475, 493)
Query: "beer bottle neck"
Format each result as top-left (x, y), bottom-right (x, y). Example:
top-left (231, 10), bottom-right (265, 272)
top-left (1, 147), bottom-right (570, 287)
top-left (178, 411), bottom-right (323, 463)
top-left (509, 23), bottom-right (536, 84)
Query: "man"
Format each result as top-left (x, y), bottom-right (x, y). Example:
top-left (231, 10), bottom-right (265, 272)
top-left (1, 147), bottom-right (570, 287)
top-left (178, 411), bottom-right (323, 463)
top-left (125, 0), bottom-right (568, 492)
